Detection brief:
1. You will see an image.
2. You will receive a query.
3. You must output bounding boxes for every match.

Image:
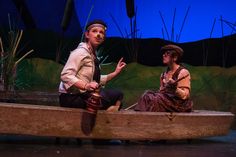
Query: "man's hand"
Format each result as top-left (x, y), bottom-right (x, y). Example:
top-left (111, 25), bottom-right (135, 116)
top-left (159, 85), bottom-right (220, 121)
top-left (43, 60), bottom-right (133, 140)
top-left (114, 58), bottom-right (126, 74)
top-left (85, 81), bottom-right (99, 91)
top-left (106, 57), bottom-right (126, 82)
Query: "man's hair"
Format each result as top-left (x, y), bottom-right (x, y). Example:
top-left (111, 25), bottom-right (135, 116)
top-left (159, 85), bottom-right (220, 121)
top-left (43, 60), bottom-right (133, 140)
top-left (85, 19), bottom-right (107, 31)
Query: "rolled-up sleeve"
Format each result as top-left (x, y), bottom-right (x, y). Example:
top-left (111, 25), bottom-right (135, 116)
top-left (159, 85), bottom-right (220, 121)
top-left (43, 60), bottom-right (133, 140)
top-left (61, 50), bottom-right (87, 90)
top-left (100, 75), bottom-right (108, 85)
top-left (175, 69), bottom-right (191, 100)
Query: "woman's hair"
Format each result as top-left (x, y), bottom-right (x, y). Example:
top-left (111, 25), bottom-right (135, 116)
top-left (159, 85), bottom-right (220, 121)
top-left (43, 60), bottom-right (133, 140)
top-left (161, 44), bottom-right (184, 63)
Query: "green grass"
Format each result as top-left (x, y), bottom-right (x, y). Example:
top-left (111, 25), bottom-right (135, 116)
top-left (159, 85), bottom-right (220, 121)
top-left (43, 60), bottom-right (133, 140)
top-left (16, 58), bottom-right (236, 114)
top-left (102, 63), bottom-right (236, 114)
top-left (17, 58), bottom-right (63, 91)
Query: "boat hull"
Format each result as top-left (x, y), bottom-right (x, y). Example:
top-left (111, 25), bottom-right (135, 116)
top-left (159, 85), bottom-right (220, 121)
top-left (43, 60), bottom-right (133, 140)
top-left (0, 103), bottom-right (234, 140)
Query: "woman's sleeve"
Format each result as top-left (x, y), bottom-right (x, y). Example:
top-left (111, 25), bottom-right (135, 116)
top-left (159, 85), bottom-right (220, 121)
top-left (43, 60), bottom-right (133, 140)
top-left (159, 72), bottom-right (165, 91)
top-left (60, 50), bottom-right (87, 90)
top-left (175, 69), bottom-right (191, 100)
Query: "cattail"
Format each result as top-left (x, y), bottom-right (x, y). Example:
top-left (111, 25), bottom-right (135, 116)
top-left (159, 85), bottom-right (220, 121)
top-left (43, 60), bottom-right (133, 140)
top-left (126, 0), bottom-right (135, 18)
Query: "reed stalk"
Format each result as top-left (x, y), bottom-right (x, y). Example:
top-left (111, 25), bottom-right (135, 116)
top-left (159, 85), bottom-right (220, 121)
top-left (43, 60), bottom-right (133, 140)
top-left (0, 29), bottom-right (33, 91)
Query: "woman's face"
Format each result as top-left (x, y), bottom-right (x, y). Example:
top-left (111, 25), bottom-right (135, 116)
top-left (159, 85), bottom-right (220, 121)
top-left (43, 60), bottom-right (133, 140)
top-left (162, 51), bottom-right (175, 65)
top-left (85, 26), bottom-right (105, 47)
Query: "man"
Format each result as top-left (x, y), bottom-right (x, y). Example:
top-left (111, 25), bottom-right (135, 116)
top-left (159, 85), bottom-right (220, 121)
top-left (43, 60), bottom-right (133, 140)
top-left (59, 19), bottom-right (126, 111)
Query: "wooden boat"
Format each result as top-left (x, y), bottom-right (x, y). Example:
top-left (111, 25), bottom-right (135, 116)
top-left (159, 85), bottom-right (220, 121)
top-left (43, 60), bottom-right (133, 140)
top-left (0, 102), bottom-right (234, 140)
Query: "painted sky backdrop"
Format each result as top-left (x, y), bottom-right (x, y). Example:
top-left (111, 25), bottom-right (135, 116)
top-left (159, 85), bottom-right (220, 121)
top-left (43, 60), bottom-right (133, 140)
top-left (75, 0), bottom-right (236, 42)
top-left (0, 0), bottom-right (235, 43)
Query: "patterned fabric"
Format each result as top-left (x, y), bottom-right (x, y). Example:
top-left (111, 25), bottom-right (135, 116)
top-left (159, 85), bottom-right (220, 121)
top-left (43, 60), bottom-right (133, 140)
top-left (135, 66), bottom-right (193, 112)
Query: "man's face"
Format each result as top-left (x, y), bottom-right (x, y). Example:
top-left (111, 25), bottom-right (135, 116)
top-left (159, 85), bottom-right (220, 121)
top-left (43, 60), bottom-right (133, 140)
top-left (85, 26), bottom-right (105, 47)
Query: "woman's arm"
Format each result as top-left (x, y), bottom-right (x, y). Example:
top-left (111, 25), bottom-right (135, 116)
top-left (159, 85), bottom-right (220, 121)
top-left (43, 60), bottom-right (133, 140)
top-left (175, 87), bottom-right (190, 100)
top-left (159, 73), bottom-right (165, 91)
top-left (175, 69), bottom-right (191, 100)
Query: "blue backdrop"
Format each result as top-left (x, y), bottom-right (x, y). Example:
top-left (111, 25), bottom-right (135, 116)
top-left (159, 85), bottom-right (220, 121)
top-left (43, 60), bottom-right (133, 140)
top-left (75, 0), bottom-right (236, 42)
top-left (0, 0), bottom-right (235, 43)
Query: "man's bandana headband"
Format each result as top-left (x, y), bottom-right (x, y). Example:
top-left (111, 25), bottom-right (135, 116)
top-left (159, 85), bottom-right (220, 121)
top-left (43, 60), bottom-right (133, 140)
top-left (87, 24), bottom-right (107, 31)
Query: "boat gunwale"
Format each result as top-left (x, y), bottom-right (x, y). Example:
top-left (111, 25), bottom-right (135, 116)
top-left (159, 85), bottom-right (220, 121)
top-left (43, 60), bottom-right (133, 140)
top-left (0, 102), bottom-right (234, 117)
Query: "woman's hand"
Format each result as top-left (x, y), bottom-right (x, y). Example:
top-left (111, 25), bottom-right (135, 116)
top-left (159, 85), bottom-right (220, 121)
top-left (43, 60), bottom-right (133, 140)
top-left (114, 58), bottom-right (126, 74)
top-left (165, 78), bottom-right (177, 91)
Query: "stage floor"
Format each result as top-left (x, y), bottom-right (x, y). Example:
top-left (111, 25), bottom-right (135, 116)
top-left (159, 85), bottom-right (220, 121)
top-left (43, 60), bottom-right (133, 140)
top-left (0, 130), bottom-right (235, 157)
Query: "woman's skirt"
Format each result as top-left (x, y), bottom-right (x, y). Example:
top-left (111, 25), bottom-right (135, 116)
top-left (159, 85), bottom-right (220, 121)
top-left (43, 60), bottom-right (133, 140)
top-left (134, 90), bottom-right (193, 112)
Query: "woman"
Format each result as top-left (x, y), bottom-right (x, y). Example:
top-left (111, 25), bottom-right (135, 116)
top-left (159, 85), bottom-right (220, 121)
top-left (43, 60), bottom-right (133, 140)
top-left (59, 19), bottom-right (126, 111)
top-left (134, 44), bottom-right (193, 112)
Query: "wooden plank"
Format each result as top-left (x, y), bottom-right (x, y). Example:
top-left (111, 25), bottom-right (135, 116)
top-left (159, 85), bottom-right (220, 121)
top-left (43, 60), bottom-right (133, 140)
top-left (0, 102), bottom-right (234, 140)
